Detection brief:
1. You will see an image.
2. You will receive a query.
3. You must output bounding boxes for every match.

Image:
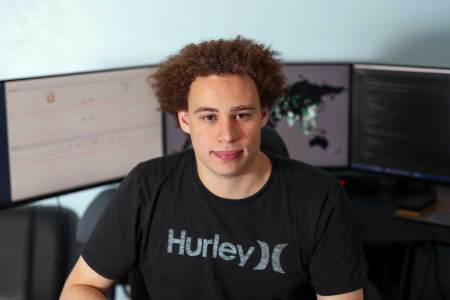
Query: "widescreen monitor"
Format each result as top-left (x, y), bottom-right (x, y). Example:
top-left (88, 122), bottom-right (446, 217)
top-left (351, 64), bottom-right (450, 185)
top-left (0, 66), bottom-right (163, 207)
top-left (164, 64), bottom-right (351, 168)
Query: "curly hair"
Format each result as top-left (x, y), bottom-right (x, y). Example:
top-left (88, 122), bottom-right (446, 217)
top-left (150, 36), bottom-right (285, 117)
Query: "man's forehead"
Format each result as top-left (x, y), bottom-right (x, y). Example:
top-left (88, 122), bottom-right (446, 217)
top-left (187, 75), bottom-right (260, 110)
top-left (189, 75), bottom-right (258, 95)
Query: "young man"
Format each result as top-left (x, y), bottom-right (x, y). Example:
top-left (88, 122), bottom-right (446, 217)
top-left (61, 37), bottom-right (366, 300)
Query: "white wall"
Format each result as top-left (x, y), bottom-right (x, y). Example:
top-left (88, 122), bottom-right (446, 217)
top-left (2, 0), bottom-right (450, 82)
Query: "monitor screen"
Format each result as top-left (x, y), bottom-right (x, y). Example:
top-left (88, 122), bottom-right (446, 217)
top-left (164, 112), bottom-right (187, 156)
top-left (0, 66), bottom-right (163, 206)
top-left (351, 64), bottom-right (450, 184)
top-left (269, 64), bottom-right (350, 167)
top-left (164, 64), bottom-right (351, 168)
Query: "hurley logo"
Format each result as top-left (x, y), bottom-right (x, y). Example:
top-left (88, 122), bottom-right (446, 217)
top-left (166, 229), bottom-right (288, 274)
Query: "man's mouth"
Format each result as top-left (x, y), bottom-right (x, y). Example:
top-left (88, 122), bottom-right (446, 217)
top-left (212, 150), bottom-right (243, 161)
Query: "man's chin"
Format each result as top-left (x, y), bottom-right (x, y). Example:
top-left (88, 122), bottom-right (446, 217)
top-left (210, 165), bottom-right (242, 177)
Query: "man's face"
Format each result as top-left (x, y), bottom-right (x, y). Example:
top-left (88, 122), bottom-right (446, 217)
top-left (178, 74), bottom-right (268, 179)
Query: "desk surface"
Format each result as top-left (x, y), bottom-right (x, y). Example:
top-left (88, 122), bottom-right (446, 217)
top-left (350, 193), bottom-right (450, 245)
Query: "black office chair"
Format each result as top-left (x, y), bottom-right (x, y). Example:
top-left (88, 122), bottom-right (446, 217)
top-left (0, 205), bottom-right (79, 300)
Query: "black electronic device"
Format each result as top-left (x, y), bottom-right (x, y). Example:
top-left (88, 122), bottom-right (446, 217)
top-left (0, 66), bottom-right (163, 208)
top-left (396, 193), bottom-right (436, 217)
top-left (351, 64), bottom-right (450, 185)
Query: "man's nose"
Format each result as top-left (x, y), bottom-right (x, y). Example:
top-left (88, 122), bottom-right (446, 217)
top-left (218, 119), bottom-right (238, 143)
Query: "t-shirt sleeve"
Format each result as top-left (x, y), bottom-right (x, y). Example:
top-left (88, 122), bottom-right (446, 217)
top-left (82, 167), bottom-right (145, 280)
top-left (309, 181), bottom-right (367, 296)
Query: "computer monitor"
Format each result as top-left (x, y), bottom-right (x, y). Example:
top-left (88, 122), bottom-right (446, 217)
top-left (164, 113), bottom-right (186, 156)
top-left (0, 66), bottom-right (163, 207)
top-left (351, 64), bottom-right (450, 185)
top-left (269, 64), bottom-right (350, 168)
top-left (164, 64), bottom-right (351, 168)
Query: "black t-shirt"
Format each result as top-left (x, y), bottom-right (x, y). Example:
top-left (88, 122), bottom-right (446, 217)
top-left (83, 150), bottom-right (367, 299)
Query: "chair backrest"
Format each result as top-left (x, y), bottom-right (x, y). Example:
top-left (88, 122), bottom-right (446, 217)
top-left (260, 125), bottom-right (290, 158)
top-left (0, 205), bottom-right (78, 300)
top-left (77, 188), bottom-right (117, 244)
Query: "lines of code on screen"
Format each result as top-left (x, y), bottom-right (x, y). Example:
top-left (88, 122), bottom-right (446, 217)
top-left (351, 65), bottom-right (450, 183)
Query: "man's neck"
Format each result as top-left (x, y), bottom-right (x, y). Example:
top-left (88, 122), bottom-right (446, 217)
top-left (196, 152), bottom-right (272, 200)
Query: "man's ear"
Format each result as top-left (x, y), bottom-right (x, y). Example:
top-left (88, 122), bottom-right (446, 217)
top-left (261, 106), bottom-right (269, 128)
top-left (178, 111), bottom-right (191, 134)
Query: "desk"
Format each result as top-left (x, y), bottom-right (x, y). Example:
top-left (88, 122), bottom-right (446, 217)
top-left (351, 193), bottom-right (450, 245)
top-left (350, 193), bottom-right (450, 300)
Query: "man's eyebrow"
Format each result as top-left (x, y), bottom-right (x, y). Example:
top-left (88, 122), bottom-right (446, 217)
top-left (193, 107), bottom-right (219, 114)
top-left (193, 105), bottom-right (256, 114)
top-left (230, 105), bottom-right (256, 112)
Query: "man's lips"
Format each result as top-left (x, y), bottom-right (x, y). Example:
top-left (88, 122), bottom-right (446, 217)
top-left (212, 150), bottom-right (243, 161)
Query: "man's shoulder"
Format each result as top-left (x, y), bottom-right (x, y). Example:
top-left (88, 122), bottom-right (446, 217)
top-left (130, 149), bottom-right (194, 181)
top-left (268, 152), bottom-right (340, 189)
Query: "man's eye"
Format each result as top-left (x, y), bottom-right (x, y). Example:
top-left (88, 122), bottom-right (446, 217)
top-left (235, 113), bottom-right (250, 120)
top-left (201, 115), bottom-right (216, 122)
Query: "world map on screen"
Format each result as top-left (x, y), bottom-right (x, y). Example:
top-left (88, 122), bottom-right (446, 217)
top-left (269, 76), bottom-right (345, 151)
